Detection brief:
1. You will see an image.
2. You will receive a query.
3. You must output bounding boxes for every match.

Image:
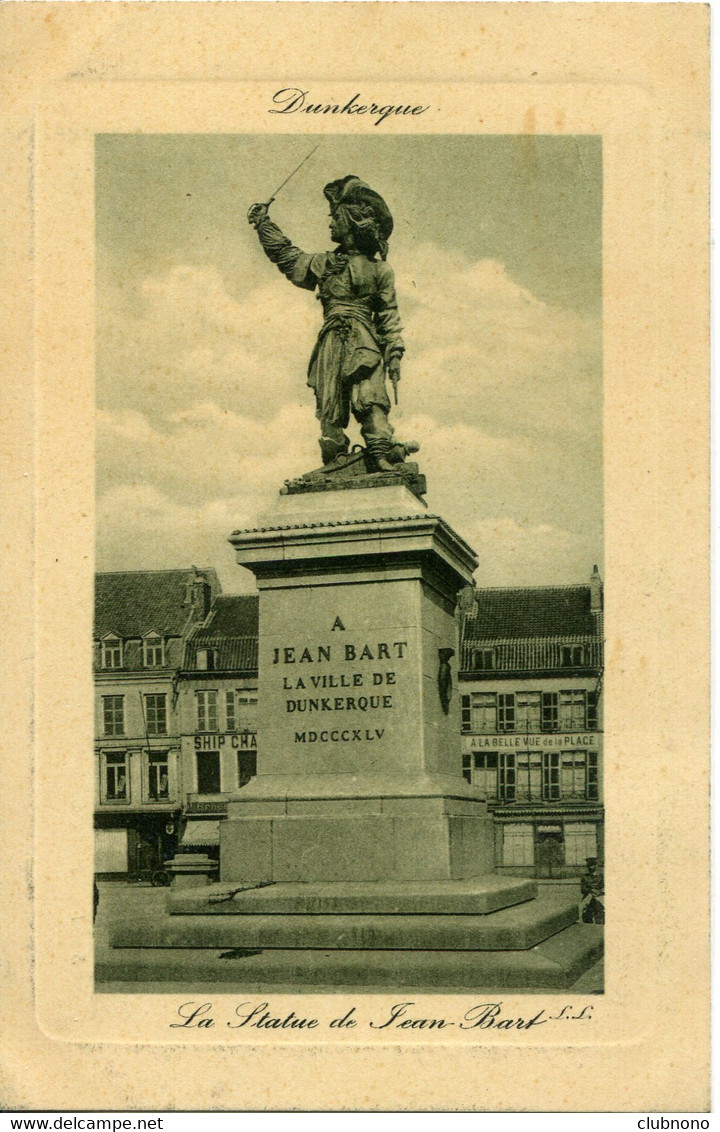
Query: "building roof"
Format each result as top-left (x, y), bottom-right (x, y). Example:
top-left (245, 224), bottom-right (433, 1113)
top-left (183, 595), bottom-right (260, 674)
top-left (95, 568), bottom-right (220, 639)
top-left (463, 585), bottom-right (600, 642)
top-left (184, 637), bottom-right (259, 672)
top-left (192, 594), bottom-right (259, 641)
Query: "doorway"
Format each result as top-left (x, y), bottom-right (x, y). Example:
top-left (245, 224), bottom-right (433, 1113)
top-left (536, 829), bottom-right (564, 878)
top-left (196, 750), bottom-right (221, 794)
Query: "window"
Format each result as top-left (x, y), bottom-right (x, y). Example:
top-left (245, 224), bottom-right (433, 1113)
top-left (564, 822), bottom-right (597, 866)
top-left (104, 751), bottom-right (128, 801)
top-left (196, 690), bottom-right (218, 732)
top-left (471, 692), bottom-right (497, 732)
top-left (559, 690), bottom-right (587, 730)
top-left (143, 634), bottom-right (164, 667)
top-left (498, 693), bottom-right (515, 732)
top-left (197, 648), bottom-right (216, 671)
top-left (236, 692), bottom-right (259, 726)
top-left (560, 751), bottom-right (588, 798)
top-left (196, 750), bottom-right (221, 795)
top-left (226, 690), bottom-right (236, 732)
top-left (461, 695), bottom-right (472, 733)
top-left (144, 693), bottom-right (167, 736)
top-left (587, 690), bottom-right (599, 730)
top-left (462, 752), bottom-right (471, 783)
top-left (541, 692), bottom-right (558, 732)
top-left (515, 751), bottom-right (543, 801)
top-left (102, 695), bottom-right (124, 736)
top-left (516, 691), bottom-right (541, 733)
top-left (146, 750), bottom-right (169, 801)
top-left (543, 752), bottom-right (561, 800)
top-left (502, 823), bottom-right (534, 866)
top-left (554, 750), bottom-right (600, 800)
top-left (472, 751), bottom-right (498, 797)
top-left (561, 645), bottom-right (589, 667)
top-left (101, 636), bottom-right (122, 668)
top-left (498, 748), bottom-right (598, 802)
top-left (473, 648), bottom-right (495, 671)
top-left (500, 753), bottom-right (516, 802)
top-left (237, 692), bottom-right (258, 709)
top-left (587, 751), bottom-right (599, 800)
top-left (237, 749), bottom-right (257, 788)
top-left (225, 690), bottom-right (257, 731)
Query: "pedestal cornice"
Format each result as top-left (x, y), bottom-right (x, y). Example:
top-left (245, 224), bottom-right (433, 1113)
top-left (229, 512), bottom-right (479, 591)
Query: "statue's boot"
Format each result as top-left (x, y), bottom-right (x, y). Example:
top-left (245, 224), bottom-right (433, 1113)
top-left (319, 433), bottom-right (350, 466)
top-left (387, 439), bottom-right (420, 465)
top-left (366, 437), bottom-right (395, 472)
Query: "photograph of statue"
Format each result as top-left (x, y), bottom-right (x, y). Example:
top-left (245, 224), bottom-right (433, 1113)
top-left (93, 133), bottom-right (604, 995)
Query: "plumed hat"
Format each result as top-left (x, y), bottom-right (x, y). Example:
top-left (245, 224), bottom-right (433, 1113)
top-left (323, 175), bottom-right (394, 258)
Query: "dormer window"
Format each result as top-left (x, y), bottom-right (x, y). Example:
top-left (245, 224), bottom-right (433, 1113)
top-left (101, 635), bottom-right (123, 669)
top-left (197, 648), bottom-right (216, 671)
top-left (143, 633), bottom-right (164, 667)
top-left (561, 645), bottom-right (589, 667)
top-left (473, 648), bottom-right (496, 671)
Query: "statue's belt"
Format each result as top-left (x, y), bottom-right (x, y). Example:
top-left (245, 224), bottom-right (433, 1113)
top-left (317, 304), bottom-right (378, 345)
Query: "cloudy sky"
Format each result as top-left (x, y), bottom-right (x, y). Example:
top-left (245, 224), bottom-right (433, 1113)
top-left (96, 133), bottom-right (602, 593)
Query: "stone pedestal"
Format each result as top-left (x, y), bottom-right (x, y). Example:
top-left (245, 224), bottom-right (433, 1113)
top-left (221, 483), bottom-right (494, 884)
top-left (164, 852), bottom-right (219, 888)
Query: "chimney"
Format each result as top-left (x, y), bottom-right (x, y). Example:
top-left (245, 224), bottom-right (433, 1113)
top-left (590, 565), bottom-right (603, 614)
top-left (185, 567), bottom-right (212, 621)
top-left (456, 584), bottom-right (477, 617)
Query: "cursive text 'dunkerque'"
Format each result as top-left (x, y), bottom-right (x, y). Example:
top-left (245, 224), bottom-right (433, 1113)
top-left (268, 88), bottom-right (431, 126)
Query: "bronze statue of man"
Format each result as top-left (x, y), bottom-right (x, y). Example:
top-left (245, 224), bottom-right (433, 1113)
top-left (248, 176), bottom-right (404, 471)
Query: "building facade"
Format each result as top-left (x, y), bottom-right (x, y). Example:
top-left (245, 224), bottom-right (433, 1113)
top-left (459, 568), bottom-right (604, 877)
top-left (175, 594), bottom-right (259, 855)
top-left (93, 567), bottom-right (220, 877)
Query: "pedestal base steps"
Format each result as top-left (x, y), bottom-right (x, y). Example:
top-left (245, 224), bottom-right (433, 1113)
top-left (103, 876), bottom-right (603, 992)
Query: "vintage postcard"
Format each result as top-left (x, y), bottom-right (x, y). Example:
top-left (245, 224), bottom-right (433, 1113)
top-left (1, 1), bottom-right (709, 1113)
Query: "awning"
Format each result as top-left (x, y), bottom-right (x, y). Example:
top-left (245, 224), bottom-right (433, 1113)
top-left (180, 819), bottom-right (220, 847)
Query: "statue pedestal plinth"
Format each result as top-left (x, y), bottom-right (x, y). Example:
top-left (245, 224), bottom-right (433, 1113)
top-left (221, 482), bottom-right (495, 884)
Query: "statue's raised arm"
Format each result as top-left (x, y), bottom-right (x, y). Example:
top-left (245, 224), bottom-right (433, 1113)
top-left (248, 176), bottom-right (411, 473)
top-left (247, 202), bottom-right (318, 292)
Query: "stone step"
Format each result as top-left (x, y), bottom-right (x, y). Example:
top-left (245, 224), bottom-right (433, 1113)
top-left (111, 895), bottom-right (577, 952)
top-left (169, 876), bottom-right (537, 917)
top-left (98, 923), bottom-right (604, 992)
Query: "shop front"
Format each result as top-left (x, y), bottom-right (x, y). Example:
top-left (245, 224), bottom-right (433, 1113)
top-left (495, 811), bottom-right (604, 878)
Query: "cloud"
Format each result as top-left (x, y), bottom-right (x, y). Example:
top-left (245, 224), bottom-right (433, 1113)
top-left (394, 243), bottom-right (601, 442)
top-left (97, 262), bottom-right (319, 423)
top-left (97, 401), bottom-right (319, 502)
top-left (395, 415), bottom-right (601, 583)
